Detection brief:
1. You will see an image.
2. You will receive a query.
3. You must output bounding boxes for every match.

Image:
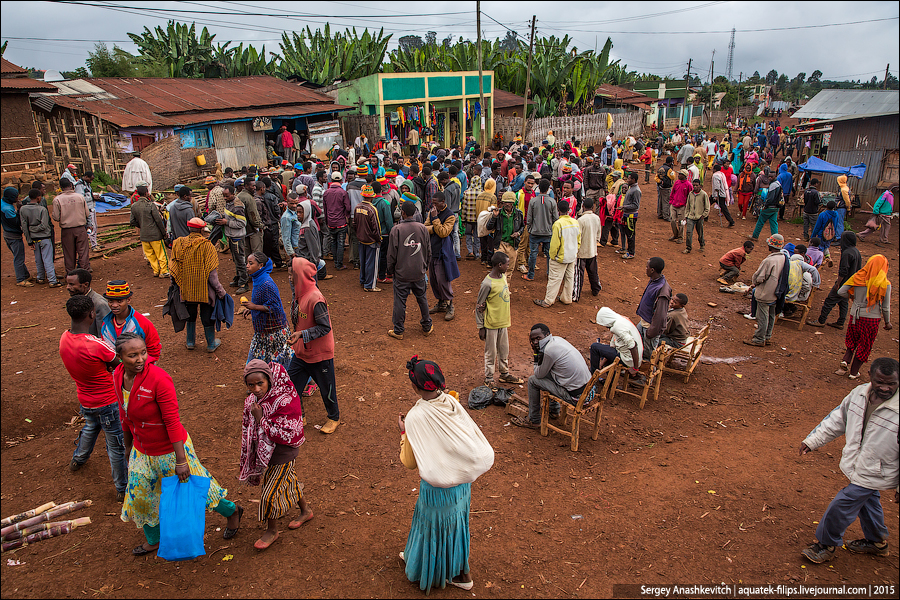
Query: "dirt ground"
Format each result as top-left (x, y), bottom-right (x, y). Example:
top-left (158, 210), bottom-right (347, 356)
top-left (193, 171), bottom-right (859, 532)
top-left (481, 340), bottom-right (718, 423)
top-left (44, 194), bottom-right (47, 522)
top-left (2, 166), bottom-right (898, 598)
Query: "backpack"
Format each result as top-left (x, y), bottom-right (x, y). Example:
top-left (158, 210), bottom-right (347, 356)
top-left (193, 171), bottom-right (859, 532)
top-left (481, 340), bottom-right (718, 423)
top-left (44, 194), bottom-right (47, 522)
top-left (539, 162), bottom-right (553, 179)
top-left (822, 220), bottom-right (836, 242)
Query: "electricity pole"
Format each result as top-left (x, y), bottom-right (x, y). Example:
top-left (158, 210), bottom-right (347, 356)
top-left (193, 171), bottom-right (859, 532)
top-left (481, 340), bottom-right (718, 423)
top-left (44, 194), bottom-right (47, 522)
top-left (522, 15), bottom-right (536, 141)
top-left (685, 58), bottom-right (692, 128)
top-left (476, 1), bottom-right (486, 146)
top-left (885, 64), bottom-right (890, 90)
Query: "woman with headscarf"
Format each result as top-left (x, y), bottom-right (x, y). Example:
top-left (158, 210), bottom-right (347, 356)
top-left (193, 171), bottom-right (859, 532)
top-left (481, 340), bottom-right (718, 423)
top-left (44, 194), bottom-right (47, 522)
top-left (241, 252), bottom-right (293, 367)
top-left (745, 146), bottom-right (760, 167)
top-left (857, 184), bottom-right (896, 244)
top-left (836, 175), bottom-right (852, 221)
top-left (835, 255), bottom-right (892, 379)
top-left (476, 178), bottom-right (498, 265)
top-left (736, 163), bottom-right (755, 220)
top-left (115, 333), bottom-right (243, 556)
top-left (606, 158), bottom-right (624, 190)
top-left (398, 356), bottom-right (494, 593)
top-left (731, 142), bottom-right (744, 174)
top-left (460, 175), bottom-right (482, 260)
top-left (296, 199), bottom-right (332, 281)
top-left (240, 359), bottom-right (311, 550)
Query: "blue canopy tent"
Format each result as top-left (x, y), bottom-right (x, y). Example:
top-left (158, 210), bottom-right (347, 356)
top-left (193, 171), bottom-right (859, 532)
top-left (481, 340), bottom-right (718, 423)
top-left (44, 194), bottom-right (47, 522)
top-left (798, 156), bottom-right (866, 179)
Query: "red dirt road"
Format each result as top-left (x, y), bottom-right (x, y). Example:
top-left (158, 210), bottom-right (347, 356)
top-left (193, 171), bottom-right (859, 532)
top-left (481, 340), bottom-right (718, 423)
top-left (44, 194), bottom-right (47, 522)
top-left (2, 176), bottom-right (898, 598)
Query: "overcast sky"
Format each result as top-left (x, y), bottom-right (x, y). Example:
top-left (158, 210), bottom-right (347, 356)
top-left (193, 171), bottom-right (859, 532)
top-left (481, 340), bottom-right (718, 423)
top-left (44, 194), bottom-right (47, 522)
top-left (2, 1), bottom-right (898, 83)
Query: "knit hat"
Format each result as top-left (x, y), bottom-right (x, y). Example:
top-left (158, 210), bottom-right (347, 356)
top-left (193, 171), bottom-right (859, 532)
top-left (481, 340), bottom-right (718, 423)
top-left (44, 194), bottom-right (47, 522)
top-left (766, 233), bottom-right (785, 249)
top-left (135, 181), bottom-right (150, 188)
top-left (281, 160), bottom-right (289, 166)
top-left (187, 217), bottom-right (206, 229)
top-left (331, 171), bottom-right (343, 181)
top-left (2, 187), bottom-right (19, 202)
top-left (104, 280), bottom-right (132, 299)
top-left (204, 176), bottom-right (217, 184)
top-left (562, 165), bottom-right (573, 173)
top-left (67, 163), bottom-right (77, 171)
top-left (294, 163), bottom-right (302, 169)
top-left (357, 164), bottom-right (370, 176)
top-left (361, 184), bottom-right (376, 198)
top-left (376, 176), bottom-right (388, 186)
top-left (501, 191), bottom-right (517, 204)
top-left (385, 169), bottom-right (397, 177)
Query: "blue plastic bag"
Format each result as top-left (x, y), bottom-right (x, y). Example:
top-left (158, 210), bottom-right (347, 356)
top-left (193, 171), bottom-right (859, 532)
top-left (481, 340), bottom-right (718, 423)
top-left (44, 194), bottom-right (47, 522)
top-left (158, 475), bottom-right (211, 561)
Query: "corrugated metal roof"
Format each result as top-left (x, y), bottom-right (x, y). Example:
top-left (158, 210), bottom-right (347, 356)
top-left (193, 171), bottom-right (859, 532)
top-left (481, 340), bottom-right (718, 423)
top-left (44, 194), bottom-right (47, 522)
top-left (31, 76), bottom-right (347, 128)
top-left (1, 58), bottom-right (27, 75)
top-left (791, 89), bottom-right (900, 120)
top-left (1, 77), bottom-right (56, 92)
top-left (594, 84), bottom-right (655, 105)
top-left (492, 89), bottom-right (533, 109)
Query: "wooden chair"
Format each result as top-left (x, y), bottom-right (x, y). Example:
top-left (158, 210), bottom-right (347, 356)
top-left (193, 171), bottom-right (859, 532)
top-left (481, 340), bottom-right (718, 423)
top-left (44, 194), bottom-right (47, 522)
top-left (660, 323), bottom-right (711, 384)
top-left (539, 359), bottom-right (619, 452)
top-left (609, 345), bottom-right (665, 409)
top-left (775, 287), bottom-right (819, 331)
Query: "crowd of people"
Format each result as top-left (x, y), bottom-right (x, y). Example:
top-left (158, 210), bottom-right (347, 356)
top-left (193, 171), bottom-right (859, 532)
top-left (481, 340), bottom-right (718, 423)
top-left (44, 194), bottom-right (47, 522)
top-left (1, 115), bottom-right (896, 587)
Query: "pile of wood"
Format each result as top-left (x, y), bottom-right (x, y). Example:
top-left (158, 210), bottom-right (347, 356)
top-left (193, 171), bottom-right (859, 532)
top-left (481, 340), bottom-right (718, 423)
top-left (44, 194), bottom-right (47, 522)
top-left (91, 209), bottom-right (140, 258)
top-left (1, 500), bottom-right (92, 552)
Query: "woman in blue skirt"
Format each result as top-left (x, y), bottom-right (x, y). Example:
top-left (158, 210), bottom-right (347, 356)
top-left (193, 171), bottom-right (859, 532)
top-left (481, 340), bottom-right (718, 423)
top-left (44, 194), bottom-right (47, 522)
top-left (397, 356), bottom-right (495, 593)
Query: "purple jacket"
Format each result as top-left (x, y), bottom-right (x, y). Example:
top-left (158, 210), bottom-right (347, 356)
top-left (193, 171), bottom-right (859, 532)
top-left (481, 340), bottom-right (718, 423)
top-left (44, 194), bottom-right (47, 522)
top-left (323, 184), bottom-right (351, 229)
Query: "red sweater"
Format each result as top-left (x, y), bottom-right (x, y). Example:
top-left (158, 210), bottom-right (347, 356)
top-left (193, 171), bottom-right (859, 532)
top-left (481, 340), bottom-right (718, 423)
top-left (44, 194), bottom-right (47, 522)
top-left (114, 363), bottom-right (187, 456)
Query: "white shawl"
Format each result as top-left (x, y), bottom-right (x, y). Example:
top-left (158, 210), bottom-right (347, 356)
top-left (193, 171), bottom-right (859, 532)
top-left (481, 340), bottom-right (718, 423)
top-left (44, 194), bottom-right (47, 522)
top-left (404, 392), bottom-right (494, 488)
top-left (595, 307), bottom-right (643, 369)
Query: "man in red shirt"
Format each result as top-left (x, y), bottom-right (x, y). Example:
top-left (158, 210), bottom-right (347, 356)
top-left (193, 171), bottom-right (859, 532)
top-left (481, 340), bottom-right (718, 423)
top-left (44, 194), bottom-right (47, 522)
top-left (60, 295), bottom-right (127, 501)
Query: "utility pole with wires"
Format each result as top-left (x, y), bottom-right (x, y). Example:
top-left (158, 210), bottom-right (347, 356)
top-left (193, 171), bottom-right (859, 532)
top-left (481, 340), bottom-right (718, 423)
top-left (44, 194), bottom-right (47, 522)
top-left (708, 50), bottom-right (715, 121)
top-left (522, 15), bottom-right (536, 141)
top-left (885, 64), bottom-right (890, 90)
top-left (476, 1), bottom-right (486, 146)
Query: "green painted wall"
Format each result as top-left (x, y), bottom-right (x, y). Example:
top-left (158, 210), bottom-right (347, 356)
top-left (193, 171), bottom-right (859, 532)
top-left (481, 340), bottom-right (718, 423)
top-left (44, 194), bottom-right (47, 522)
top-left (336, 74), bottom-right (379, 109)
top-left (428, 76), bottom-right (463, 98)
top-left (382, 77), bottom-right (426, 101)
top-left (464, 75), bottom-right (491, 95)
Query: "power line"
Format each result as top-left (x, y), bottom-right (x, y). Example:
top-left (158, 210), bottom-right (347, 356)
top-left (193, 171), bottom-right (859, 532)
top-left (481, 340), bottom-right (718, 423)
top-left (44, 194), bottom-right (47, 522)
top-left (555, 16), bottom-right (898, 34)
top-left (540, 1), bottom-right (727, 26)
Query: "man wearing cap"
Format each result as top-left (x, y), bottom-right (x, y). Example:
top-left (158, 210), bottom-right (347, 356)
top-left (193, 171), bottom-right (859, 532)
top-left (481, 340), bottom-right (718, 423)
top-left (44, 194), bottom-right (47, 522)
top-left (487, 191), bottom-right (524, 268)
top-left (121, 152), bottom-right (152, 194)
top-left (323, 172), bottom-right (351, 270)
top-left (745, 234), bottom-right (788, 347)
top-left (100, 280), bottom-right (163, 362)
top-left (61, 163), bottom-right (78, 187)
top-left (53, 177), bottom-right (92, 273)
top-left (129, 184), bottom-right (168, 277)
top-left (354, 184), bottom-right (382, 291)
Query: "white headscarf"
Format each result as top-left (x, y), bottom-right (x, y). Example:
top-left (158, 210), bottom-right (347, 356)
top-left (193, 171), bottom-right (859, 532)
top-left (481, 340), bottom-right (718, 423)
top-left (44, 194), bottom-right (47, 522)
top-left (297, 199), bottom-right (318, 231)
top-left (595, 307), bottom-right (643, 369)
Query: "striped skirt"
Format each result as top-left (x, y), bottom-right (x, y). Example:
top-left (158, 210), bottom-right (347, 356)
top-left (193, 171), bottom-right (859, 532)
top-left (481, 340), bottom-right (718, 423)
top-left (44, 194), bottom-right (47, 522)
top-left (403, 480), bottom-right (471, 593)
top-left (259, 459), bottom-right (303, 521)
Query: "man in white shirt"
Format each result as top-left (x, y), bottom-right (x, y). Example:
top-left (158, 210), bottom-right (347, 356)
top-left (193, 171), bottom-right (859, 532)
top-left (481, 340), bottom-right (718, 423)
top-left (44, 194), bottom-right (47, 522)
top-left (121, 152), bottom-right (153, 193)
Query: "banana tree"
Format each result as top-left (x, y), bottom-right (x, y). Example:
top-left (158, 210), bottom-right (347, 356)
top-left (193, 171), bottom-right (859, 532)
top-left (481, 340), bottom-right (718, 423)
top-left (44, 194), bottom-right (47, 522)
top-left (127, 21), bottom-right (219, 78)
top-left (275, 24), bottom-right (390, 85)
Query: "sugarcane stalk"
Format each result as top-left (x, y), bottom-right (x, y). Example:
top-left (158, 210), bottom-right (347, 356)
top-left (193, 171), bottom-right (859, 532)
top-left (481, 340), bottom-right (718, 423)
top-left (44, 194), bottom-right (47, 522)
top-left (0, 502), bottom-right (56, 527)
top-left (0, 501), bottom-right (90, 539)
top-left (1, 517), bottom-right (91, 542)
top-left (1, 519), bottom-right (91, 552)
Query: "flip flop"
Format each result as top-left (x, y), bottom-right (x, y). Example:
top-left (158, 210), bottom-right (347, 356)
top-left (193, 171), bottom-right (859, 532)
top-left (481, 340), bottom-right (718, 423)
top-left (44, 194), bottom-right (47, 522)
top-left (223, 505), bottom-right (243, 539)
top-left (132, 544), bottom-right (158, 556)
top-left (254, 531), bottom-right (279, 551)
top-left (521, 274), bottom-right (534, 281)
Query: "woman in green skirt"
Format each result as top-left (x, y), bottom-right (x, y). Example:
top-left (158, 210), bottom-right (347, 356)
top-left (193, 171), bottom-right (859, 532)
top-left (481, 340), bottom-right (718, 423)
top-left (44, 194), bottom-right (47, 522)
top-left (113, 333), bottom-right (244, 555)
top-left (397, 356), bottom-right (494, 593)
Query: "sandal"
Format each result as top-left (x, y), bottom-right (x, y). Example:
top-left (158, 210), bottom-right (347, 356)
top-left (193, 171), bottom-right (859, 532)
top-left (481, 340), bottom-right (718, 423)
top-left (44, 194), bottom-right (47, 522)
top-left (288, 511), bottom-right (314, 529)
top-left (521, 274), bottom-right (534, 281)
top-left (132, 544), bottom-right (158, 556)
top-left (449, 578), bottom-right (475, 591)
top-left (848, 373), bottom-right (860, 380)
top-left (223, 505), bottom-right (243, 539)
top-left (533, 299), bottom-right (552, 308)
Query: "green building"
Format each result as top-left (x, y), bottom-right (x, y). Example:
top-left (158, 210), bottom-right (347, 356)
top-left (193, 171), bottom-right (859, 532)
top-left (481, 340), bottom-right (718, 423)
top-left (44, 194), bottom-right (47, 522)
top-left (328, 71), bottom-right (494, 147)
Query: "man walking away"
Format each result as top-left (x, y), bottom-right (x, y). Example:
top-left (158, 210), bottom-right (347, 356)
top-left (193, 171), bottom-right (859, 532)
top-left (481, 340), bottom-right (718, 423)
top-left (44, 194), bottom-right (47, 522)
top-left (534, 200), bottom-right (580, 308)
top-left (710, 164), bottom-right (735, 227)
top-left (808, 232), bottom-right (862, 329)
top-left (618, 172), bottom-right (641, 260)
top-left (387, 201), bottom-right (433, 339)
top-left (523, 179), bottom-right (559, 281)
top-left (354, 185), bottom-right (383, 292)
top-left (53, 178), bottom-right (92, 273)
top-left (573, 197), bottom-right (601, 301)
top-left (799, 357), bottom-right (898, 564)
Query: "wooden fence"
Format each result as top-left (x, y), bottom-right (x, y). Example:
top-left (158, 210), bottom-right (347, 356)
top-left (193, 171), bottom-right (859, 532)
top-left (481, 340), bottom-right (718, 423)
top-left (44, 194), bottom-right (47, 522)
top-left (340, 115), bottom-right (378, 149)
top-left (493, 111), bottom-right (644, 148)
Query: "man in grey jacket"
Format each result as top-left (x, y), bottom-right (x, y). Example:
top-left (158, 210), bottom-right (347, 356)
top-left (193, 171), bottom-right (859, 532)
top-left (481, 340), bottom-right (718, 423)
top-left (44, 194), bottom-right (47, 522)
top-left (438, 171), bottom-right (462, 259)
top-left (512, 323), bottom-right (591, 429)
top-left (20, 188), bottom-right (61, 286)
top-left (799, 356), bottom-right (899, 564)
top-left (168, 186), bottom-right (196, 241)
top-left (744, 234), bottom-right (787, 347)
top-left (387, 201), bottom-right (433, 340)
top-left (524, 178), bottom-right (559, 281)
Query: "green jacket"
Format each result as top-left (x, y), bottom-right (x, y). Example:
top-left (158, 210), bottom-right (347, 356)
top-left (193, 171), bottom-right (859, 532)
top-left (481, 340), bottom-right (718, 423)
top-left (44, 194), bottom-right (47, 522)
top-left (129, 197), bottom-right (166, 242)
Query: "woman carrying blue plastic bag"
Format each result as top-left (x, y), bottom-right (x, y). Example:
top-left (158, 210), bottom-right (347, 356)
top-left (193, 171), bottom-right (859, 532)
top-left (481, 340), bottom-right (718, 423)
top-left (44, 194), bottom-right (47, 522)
top-left (113, 333), bottom-right (244, 556)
